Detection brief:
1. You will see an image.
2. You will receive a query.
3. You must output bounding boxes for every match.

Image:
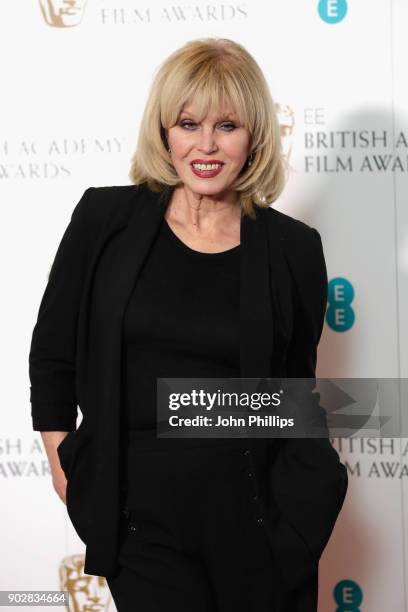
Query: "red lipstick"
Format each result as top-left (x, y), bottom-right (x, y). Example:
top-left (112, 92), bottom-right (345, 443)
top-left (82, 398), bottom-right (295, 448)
top-left (190, 159), bottom-right (225, 179)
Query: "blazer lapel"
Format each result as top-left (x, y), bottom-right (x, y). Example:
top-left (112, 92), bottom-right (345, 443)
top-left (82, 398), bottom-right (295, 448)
top-left (90, 185), bottom-right (171, 443)
top-left (84, 186), bottom-right (172, 566)
top-left (240, 208), bottom-right (274, 378)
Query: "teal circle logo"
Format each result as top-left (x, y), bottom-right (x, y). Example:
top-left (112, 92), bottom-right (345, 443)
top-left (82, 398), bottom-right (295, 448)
top-left (334, 579), bottom-right (363, 610)
top-left (318, 0), bottom-right (348, 23)
top-left (326, 277), bottom-right (355, 331)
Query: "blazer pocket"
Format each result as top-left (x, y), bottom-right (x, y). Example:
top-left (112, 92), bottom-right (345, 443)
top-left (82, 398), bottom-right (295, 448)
top-left (56, 427), bottom-right (89, 479)
top-left (65, 436), bottom-right (94, 545)
top-left (264, 513), bottom-right (318, 592)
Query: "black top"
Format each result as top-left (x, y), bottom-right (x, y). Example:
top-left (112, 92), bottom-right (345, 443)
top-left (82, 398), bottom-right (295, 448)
top-left (122, 217), bottom-right (241, 432)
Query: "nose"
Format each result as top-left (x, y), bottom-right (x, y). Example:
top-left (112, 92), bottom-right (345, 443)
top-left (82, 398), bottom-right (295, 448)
top-left (197, 127), bottom-right (218, 154)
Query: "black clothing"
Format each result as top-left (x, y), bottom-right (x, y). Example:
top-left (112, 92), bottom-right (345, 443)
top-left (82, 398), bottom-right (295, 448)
top-left (122, 218), bottom-right (240, 432)
top-left (110, 219), bottom-right (281, 609)
top-left (29, 183), bottom-right (348, 612)
top-left (108, 435), bottom-right (280, 612)
top-left (109, 436), bottom-right (317, 612)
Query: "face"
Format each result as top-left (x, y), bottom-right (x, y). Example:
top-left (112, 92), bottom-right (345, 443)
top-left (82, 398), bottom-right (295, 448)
top-left (166, 101), bottom-right (252, 202)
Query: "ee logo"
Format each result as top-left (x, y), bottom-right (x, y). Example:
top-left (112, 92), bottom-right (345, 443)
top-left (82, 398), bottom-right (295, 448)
top-left (326, 277), bottom-right (355, 331)
top-left (334, 579), bottom-right (363, 610)
top-left (318, 0), bottom-right (348, 23)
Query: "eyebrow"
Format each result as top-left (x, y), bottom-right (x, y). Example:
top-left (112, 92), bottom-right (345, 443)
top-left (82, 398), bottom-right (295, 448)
top-left (179, 111), bottom-right (238, 121)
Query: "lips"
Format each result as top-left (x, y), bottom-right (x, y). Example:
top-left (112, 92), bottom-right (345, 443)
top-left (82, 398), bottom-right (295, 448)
top-left (190, 163), bottom-right (224, 178)
top-left (190, 159), bottom-right (225, 165)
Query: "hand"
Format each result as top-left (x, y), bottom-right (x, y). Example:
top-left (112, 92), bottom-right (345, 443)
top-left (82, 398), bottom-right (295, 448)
top-left (52, 468), bottom-right (68, 505)
top-left (39, 431), bottom-right (71, 505)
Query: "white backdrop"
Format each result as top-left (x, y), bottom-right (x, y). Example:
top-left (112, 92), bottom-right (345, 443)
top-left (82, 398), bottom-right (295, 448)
top-left (1, 1), bottom-right (407, 610)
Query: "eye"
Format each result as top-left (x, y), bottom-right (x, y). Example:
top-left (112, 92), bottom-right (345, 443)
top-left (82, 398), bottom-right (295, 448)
top-left (179, 120), bottom-right (196, 130)
top-left (178, 120), bottom-right (237, 131)
top-left (219, 122), bottom-right (237, 131)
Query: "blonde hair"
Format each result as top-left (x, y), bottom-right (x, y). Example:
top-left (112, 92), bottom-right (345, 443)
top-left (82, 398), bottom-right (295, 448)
top-left (129, 37), bottom-right (289, 218)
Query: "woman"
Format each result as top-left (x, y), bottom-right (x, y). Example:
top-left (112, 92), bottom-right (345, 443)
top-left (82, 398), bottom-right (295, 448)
top-left (29, 38), bottom-right (348, 611)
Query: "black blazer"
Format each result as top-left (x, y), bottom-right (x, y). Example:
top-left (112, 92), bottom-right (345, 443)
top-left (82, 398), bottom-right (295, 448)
top-left (29, 182), bottom-right (347, 595)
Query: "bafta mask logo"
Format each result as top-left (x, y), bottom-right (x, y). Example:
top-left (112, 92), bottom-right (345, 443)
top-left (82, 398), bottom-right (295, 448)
top-left (59, 554), bottom-right (115, 611)
top-left (276, 103), bottom-right (295, 161)
top-left (39, 0), bottom-right (88, 28)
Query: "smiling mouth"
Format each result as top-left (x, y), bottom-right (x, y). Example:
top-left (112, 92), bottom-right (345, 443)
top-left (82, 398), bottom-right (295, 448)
top-left (190, 162), bottom-right (225, 179)
top-left (191, 161), bottom-right (224, 168)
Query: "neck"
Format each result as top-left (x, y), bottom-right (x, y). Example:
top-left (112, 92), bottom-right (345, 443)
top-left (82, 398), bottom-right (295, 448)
top-left (166, 184), bottom-right (241, 231)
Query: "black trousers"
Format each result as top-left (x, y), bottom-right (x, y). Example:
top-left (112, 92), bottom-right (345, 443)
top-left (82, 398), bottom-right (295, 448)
top-left (106, 434), bottom-right (305, 612)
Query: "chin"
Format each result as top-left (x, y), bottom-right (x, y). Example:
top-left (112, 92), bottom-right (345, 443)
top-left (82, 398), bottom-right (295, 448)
top-left (184, 178), bottom-right (230, 193)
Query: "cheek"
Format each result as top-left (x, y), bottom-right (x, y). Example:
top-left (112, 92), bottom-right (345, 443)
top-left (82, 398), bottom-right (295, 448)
top-left (224, 135), bottom-right (251, 161)
top-left (172, 140), bottom-right (191, 159)
top-left (168, 130), bottom-right (190, 156)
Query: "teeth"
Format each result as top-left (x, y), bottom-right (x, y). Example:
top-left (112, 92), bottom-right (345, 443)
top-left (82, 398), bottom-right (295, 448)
top-left (192, 163), bottom-right (222, 170)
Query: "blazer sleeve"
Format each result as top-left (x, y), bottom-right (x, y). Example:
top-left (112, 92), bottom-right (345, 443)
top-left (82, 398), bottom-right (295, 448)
top-left (266, 226), bottom-right (348, 591)
top-left (29, 187), bottom-right (97, 432)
